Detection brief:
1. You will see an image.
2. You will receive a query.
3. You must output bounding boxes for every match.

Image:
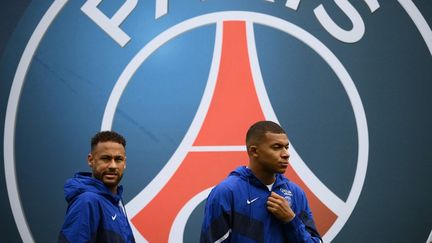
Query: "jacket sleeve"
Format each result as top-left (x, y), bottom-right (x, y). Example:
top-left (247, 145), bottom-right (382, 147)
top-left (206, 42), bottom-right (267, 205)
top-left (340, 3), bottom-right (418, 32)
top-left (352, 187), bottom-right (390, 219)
top-left (282, 188), bottom-right (322, 243)
top-left (200, 185), bottom-right (233, 243)
top-left (58, 193), bottom-right (100, 243)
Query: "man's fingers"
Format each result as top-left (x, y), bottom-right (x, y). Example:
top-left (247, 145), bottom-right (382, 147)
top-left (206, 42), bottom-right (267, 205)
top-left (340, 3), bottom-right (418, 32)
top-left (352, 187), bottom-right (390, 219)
top-left (268, 192), bottom-right (286, 205)
top-left (266, 200), bottom-right (278, 208)
top-left (270, 192), bottom-right (283, 199)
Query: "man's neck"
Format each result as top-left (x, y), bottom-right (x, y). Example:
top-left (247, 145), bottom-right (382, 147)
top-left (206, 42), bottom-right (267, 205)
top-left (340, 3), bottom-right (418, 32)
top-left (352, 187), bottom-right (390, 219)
top-left (109, 186), bottom-right (117, 195)
top-left (248, 165), bottom-right (276, 185)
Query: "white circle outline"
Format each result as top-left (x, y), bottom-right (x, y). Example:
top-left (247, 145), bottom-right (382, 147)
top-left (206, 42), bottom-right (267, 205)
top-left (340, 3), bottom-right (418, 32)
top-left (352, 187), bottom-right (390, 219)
top-left (101, 12), bottom-right (368, 242)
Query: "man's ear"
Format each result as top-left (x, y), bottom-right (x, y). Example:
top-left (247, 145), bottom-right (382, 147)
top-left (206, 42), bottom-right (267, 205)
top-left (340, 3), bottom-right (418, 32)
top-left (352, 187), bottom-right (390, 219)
top-left (87, 153), bottom-right (93, 168)
top-left (248, 145), bottom-right (259, 158)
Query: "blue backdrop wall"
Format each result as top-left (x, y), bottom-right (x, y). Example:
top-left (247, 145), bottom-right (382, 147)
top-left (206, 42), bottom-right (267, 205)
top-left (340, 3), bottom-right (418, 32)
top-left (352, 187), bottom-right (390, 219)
top-left (1, 0), bottom-right (431, 242)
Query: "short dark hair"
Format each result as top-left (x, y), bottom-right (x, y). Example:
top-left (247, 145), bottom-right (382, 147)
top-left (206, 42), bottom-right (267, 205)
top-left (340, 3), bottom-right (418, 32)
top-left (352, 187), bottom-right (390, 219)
top-left (91, 131), bottom-right (126, 151)
top-left (246, 120), bottom-right (286, 146)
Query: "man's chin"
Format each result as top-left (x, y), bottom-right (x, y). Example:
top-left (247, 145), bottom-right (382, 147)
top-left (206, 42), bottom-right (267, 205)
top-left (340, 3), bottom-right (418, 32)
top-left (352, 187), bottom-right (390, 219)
top-left (103, 178), bottom-right (120, 187)
top-left (277, 168), bottom-right (287, 174)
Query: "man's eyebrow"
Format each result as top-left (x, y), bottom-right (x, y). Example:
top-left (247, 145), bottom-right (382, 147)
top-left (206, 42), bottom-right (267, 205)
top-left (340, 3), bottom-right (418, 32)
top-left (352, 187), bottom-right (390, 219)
top-left (271, 142), bottom-right (289, 146)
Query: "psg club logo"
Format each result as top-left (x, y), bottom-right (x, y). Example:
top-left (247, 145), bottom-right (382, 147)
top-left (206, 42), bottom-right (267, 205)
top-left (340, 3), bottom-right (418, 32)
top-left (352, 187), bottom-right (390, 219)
top-left (3, 0), bottom-right (430, 242)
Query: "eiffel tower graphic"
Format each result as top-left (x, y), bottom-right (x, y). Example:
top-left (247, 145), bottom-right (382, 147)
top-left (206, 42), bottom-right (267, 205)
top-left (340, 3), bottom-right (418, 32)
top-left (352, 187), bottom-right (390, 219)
top-left (126, 21), bottom-right (337, 242)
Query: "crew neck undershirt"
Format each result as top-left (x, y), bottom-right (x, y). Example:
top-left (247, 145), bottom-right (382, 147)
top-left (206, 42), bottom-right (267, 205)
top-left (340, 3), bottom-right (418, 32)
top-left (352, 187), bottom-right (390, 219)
top-left (267, 182), bottom-right (274, 191)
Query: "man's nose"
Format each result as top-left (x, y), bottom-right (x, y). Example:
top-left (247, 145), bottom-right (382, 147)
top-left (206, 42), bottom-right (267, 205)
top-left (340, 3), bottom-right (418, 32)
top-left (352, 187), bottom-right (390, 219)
top-left (281, 148), bottom-right (290, 158)
top-left (108, 159), bottom-right (118, 168)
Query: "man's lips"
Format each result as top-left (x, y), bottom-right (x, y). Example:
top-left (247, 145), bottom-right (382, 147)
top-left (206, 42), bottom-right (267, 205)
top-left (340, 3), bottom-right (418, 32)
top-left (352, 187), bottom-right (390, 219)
top-left (103, 172), bottom-right (118, 178)
top-left (279, 162), bottom-right (289, 167)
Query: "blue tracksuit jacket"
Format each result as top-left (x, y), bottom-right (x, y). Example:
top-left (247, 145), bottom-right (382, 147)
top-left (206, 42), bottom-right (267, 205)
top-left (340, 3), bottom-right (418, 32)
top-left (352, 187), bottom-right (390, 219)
top-left (200, 166), bottom-right (322, 243)
top-left (58, 172), bottom-right (135, 243)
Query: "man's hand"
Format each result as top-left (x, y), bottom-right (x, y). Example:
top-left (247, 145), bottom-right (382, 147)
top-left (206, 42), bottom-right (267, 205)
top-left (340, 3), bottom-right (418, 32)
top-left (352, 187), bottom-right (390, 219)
top-left (267, 192), bottom-right (295, 223)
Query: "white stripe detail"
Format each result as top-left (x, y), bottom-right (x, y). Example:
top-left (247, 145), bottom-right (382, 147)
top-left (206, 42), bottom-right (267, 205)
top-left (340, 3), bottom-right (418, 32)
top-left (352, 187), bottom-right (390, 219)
top-left (398, 0), bottom-right (432, 55)
top-left (190, 146), bottom-right (246, 152)
top-left (215, 229), bottom-right (232, 243)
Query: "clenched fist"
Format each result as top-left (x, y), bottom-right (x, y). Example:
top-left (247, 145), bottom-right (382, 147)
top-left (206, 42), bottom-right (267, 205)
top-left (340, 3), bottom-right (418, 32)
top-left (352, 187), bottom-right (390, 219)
top-left (267, 192), bottom-right (296, 223)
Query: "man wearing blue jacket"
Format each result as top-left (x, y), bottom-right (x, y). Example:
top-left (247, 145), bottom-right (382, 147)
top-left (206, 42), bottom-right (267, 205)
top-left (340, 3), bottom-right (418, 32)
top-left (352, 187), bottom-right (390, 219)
top-left (200, 121), bottom-right (322, 242)
top-left (59, 131), bottom-right (135, 243)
